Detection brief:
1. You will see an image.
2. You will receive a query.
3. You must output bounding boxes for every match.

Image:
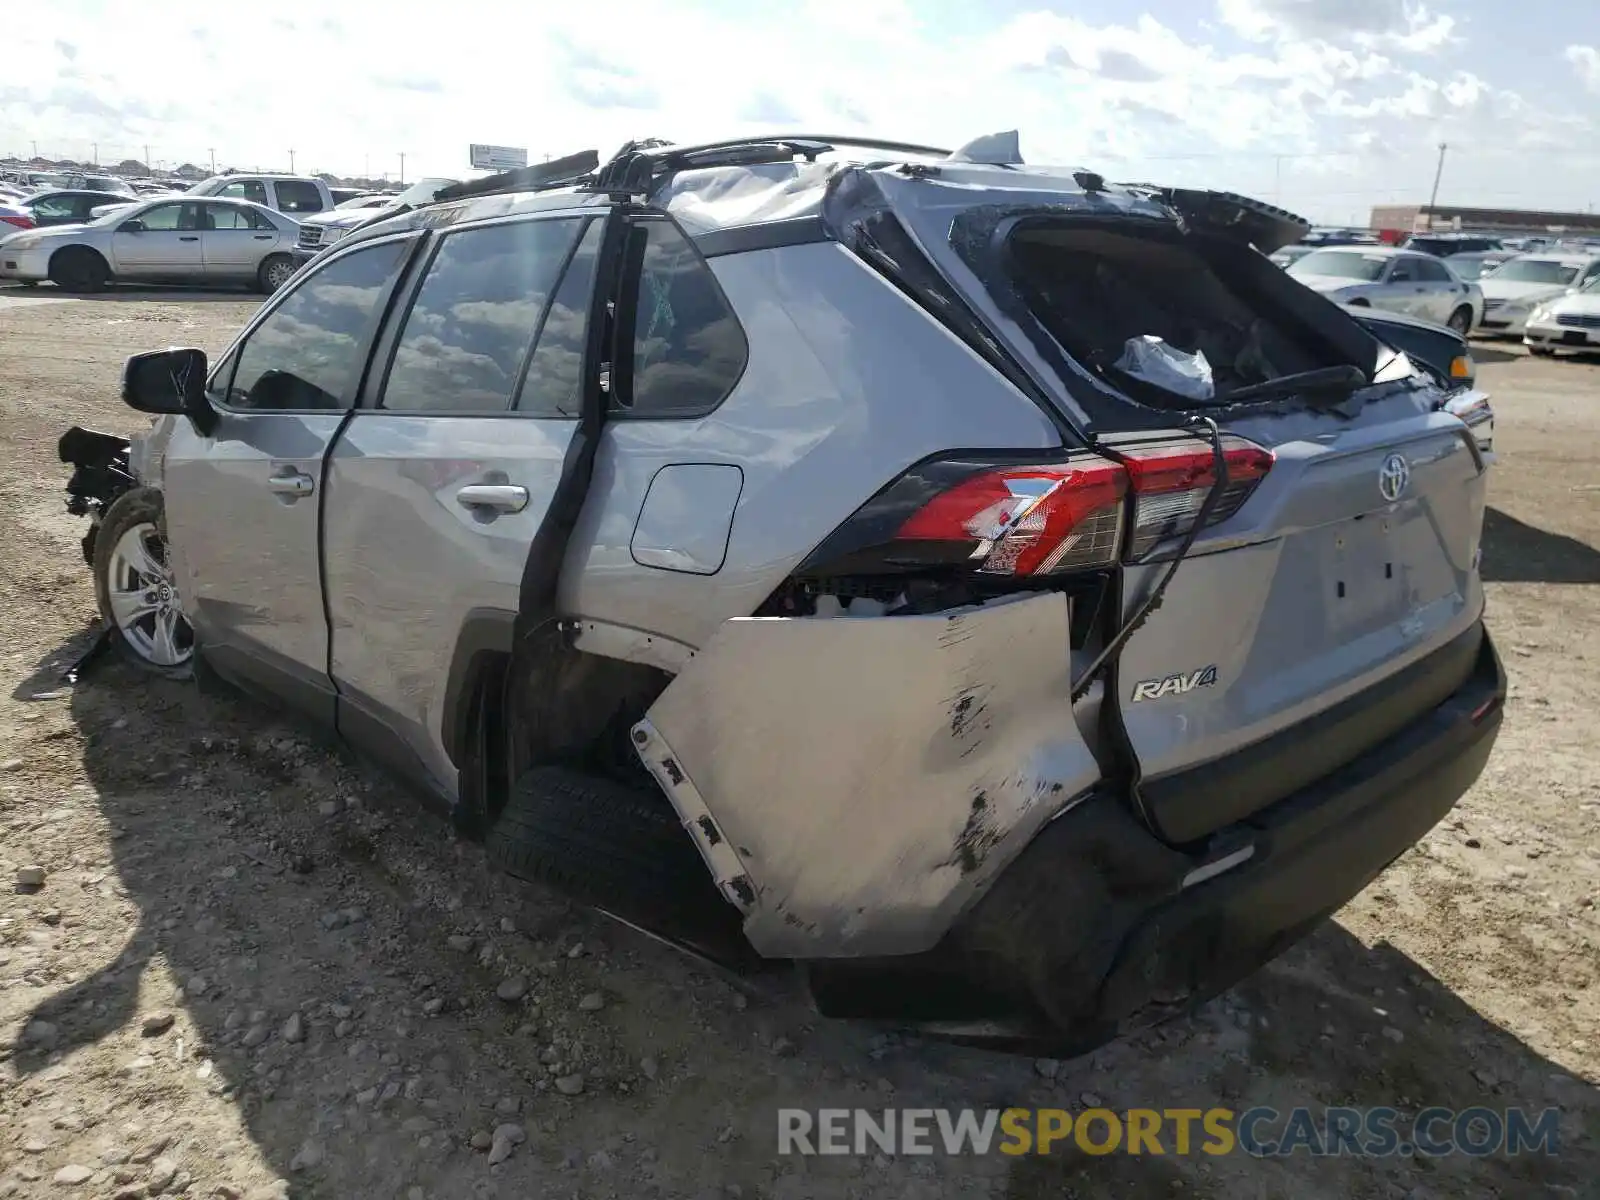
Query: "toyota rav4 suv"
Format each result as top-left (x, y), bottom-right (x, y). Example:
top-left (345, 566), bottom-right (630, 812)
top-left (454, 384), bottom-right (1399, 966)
top-left (60, 134), bottom-right (1504, 1054)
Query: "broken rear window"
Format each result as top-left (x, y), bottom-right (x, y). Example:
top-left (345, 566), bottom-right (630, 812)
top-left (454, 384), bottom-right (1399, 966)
top-left (1002, 222), bottom-right (1347, 403)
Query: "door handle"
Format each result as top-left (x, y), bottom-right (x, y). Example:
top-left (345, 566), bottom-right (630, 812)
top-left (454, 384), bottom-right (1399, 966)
top-left (179, 235), bottom-right (200, 242)
top-left (267, 469), bottom-right (315, 499)
top-left (253, 234), bottom-right (272, 240)
top-left (455, 484), bottom-right (529, 513)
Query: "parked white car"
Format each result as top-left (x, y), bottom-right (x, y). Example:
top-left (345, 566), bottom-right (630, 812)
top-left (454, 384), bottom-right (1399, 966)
top-left (1523, 276), bottom-right (1600, 355)
top-left (1286, 246), bottom-right (1482, 334)
top-left (0, 196), bottom-right (303, 292)
top-left (1477, 253), bottom-right (1600, 337)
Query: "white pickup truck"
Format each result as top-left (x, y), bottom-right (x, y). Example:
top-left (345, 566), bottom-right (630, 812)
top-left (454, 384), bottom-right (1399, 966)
top-left (184, 174), bottom-right (335, 216)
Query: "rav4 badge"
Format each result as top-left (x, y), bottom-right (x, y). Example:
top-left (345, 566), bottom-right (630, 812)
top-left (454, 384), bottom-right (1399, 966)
top-left (1130, 666), bottom-right (1218, 702)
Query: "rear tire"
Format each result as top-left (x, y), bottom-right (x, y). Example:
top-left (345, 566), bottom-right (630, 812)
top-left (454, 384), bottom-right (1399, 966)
top-left (1447, 307), bottom-right (1473, 335)
top-left (48, 247), bottom-right (110, 293)
top-left (487, 765), bottom-right (745, 946)
top-left (257, 254), bottom-right (296, 294)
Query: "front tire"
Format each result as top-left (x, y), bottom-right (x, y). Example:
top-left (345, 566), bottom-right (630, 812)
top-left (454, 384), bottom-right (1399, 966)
top-left (92, 487), bottom-right (194, 679)
top-left (48, 247), bottom-right (110, 293)
top-left (257, 254), bottom-right (296, 294)
top-left (1447, 307), bottom-right (1473, 335)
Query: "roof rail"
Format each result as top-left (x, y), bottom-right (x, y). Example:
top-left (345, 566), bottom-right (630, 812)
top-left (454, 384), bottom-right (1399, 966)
top-left (423, 133), bottom-right (957, 208)
top-left (591, 133), bottom-right (955, 194)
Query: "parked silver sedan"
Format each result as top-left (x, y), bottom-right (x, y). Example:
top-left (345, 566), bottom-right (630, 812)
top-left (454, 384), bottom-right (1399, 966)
top-left (0, 196), bottom-right (301, 293)
top-left (1286, 245), bottom-right (1483, 334)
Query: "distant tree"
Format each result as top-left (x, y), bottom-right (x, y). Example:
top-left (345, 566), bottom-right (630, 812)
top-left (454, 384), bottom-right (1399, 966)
top-left (115, 158), bottom-right (147, 174)
top-left (174, 163), bottom-right (205, 180)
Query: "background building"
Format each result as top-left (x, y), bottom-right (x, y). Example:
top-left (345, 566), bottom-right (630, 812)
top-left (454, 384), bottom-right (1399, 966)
top-left (1371, 204), bottom-right (1600, 237)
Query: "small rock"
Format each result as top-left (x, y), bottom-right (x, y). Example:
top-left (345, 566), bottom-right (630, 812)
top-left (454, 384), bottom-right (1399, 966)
top-left (54, 1165), bottom-right (94, 1185)
top-left (577, 992), bottom-right (605, 1013)
top-left (496, 977), bottom-right (527, 1003)
top-left (289, 1141), bottom-right (323, 1172)
top-left (354, 1087), bottom-right (377, 1106)
top-left (1464, 837), bottom-right (1482, 849)
top-left (281, 1013), bottom-right (304, 1043)
top-left (334, 1020), bottom-right (352, 1039)
top-left (240, 1023), bottom-right (269, 1049)
top-left (423, 997), bottom-right (446, 1016)
top-left (566, 942), bottom-right (585, 959)
top-left (588, 1150), bottom-right (616, 1171)
top-left (40, 909), bottom-right (62, 926)
top-left (500, 917), bottom-right (517, 933)
top-left (639, 1056), bottom-right (659, 1081)
top-left (141, 1011), bottom-right (176, 1038)
top-left (1034, 1058), bottom-right (1059, 1080)
top-left (146, 1156), bottom-right (179, 1193)
top-left (112, 1186), bottom-right (145, 1200)
top-left (495, 1097), bottom-right (521, 1116)
top-left (446, 935), bottom-right (475, 953)
top-left (471, 1130), bottom-right (493, 1151)
top-left (211, 1187), bottom-right (243, 1200)
top-left (555, 1073), bottom-right (585, 1096)
top-left (401, 1116), bottom-right (435, 1134)
top-left (1081, 1092), bottom-right (1104, 1108)
top-left (0, 758), bottom-right (22, 772)
top-left (317, 800), bottom-right (340, 817)
top-left (131, 1138), bottom-right (170, 1165)
top-left (16, 865), bottom-right (46, 891)
top-left (771, 1036), bottom-right (797, 1058)
top-left (1382, 1026), bottom-right (1405, 1044)
top-left (319, 911), bottom-right (349, 931)
top-left (493, 1123), bottom-right (526, 1146)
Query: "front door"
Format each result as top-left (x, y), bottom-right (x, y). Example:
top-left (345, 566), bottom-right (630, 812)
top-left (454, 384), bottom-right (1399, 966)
top-left (110, 201), bottom-right (203, 277)
top-left (1381, 256), bottom-right (1428, 317)
top-left (162, 235), bottom-right (415, 720)
top-left (321, 209), bottom-right (607, 795)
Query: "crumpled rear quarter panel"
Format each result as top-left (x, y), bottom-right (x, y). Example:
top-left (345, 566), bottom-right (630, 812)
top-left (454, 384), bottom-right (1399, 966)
top-left (634, 592), bottom-right (1102, 958)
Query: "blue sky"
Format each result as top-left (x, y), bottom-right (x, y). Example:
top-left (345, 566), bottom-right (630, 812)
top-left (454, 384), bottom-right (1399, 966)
top-left (3, 0), bottom-right (1598, 224)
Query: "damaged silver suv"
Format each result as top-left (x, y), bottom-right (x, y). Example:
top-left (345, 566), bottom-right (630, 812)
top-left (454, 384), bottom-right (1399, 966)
top-left (60, 133), bottom-right (1504, 1054)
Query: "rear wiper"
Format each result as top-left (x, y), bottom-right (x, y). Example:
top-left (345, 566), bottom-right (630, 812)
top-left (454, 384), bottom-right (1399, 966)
top-left (1220, 364), bottom-right (1366, 404)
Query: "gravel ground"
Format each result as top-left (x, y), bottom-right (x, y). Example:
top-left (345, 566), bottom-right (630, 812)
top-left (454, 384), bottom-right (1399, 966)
top-left (0, 290), bottom-right (1596, 1199)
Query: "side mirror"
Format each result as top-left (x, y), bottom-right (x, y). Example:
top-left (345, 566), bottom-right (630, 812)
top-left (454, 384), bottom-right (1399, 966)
top-left (119, 219), bottom-right (145, 233)
top-left (121, 348), bottom-right (217, 435)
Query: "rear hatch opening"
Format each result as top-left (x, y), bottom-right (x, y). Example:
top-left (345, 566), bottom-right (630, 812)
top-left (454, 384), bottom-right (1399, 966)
top-left (1002, 220), bottom-right (1372, 412)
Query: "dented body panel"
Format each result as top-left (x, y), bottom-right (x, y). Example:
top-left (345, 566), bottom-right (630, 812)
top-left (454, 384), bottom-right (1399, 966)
top-left (633, 592), bottom-right (1102, 958)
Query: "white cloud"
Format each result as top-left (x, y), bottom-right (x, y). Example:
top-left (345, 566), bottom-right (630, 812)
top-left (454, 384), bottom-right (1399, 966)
top-left (0, 1), bottom-right (1595, 224)
top-left (1218, 0), bottom-right (1458, 52)
top-left (1567, 45), bottom-right (1600, 93)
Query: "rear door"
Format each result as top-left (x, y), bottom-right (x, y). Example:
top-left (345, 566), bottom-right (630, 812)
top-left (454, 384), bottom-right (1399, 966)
top-left (200, 202), bottom-right (276, 279)
top-left (1412, 254), bottom-right (1464, 324)
top-left (110, 201), bottom-right (203, 276)
top-left (161, 234), bottom-right (415, 720)
top-left (321, 207), bottom-right (610, 796)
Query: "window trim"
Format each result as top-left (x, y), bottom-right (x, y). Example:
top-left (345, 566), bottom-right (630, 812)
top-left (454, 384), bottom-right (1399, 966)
top-left (606, 212), bottom-right (750, 421)
top-left (356, 208), bottom-right (600, 419)
top-left (205, 230), bottom-right (426, 417)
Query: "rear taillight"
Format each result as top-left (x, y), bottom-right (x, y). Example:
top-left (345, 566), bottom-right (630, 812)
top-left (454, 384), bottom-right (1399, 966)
top-left (800, 435), bottom-right (1274, 582)
top-left (1118, 436), bottom-right (1274, 560)
top-left (895, 457), bottom-right (1128, 575)
top-left (0, 215), bottom-right (33, 230)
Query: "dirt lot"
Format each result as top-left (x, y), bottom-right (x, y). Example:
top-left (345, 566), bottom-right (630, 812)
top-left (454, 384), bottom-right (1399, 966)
top-left (0, 290), bottom-right (1596, 1199)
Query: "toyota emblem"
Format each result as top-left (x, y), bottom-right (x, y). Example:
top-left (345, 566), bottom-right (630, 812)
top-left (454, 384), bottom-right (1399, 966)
top-left (1378, 453), bottom-right (1410, 503)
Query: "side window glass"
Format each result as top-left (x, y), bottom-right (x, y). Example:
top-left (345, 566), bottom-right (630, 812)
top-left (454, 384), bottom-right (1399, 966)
top-left (1389, 259), bottom-right (1416, 282)
top-left (619, 220), bottom-right (747, 417)
top-left (249, 208), bottom-right (278, 232)
top-left (276, 180), bottom-right (324, 213)
top-left (219, 180), bottom-right (269, 206)
top-left (206, 205), bottom-right (252, 231)
top-left (380, 218), bottom-right (582, 413)
top-left (518, 219), bottom-right (602, 417)
top-left (1416, 258), bottom-right (1448, 282)
top-left (33, 197), bottom-right (72, 220)
top-left (226, 241), bottom-right (407, 412)
top-left (135, 204), bottom-right (184, 232)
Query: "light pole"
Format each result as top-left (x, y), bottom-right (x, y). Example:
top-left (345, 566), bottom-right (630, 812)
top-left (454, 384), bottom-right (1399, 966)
top-left (1426, 142), bottom-right (1448, 217)
top-left (289, 148), bottom-right (296, 174)
top-left (209, 147), bottom-right (217, 174)
top-left (398, 152), bottom-right (406, 185)
top-left (92, 142), bottom-right (98, 165)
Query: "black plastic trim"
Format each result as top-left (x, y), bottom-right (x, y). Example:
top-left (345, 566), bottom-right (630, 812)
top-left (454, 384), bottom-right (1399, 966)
top-left (1139, 619), bottom-right (1487, 844)
top-left (440, 609), bottom-right (517, 767)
